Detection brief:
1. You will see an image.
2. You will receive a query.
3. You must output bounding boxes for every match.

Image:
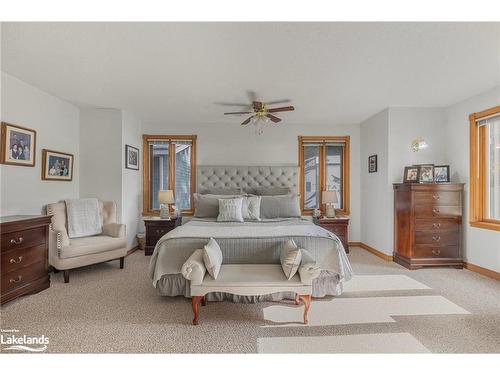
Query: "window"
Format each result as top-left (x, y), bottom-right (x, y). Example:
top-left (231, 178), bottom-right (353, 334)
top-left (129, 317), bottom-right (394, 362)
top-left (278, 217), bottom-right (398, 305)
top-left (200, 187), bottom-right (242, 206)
top-left (298, 136), bottom-right (350, 215)
top-left (143, 135), bottom-right (197, 215)
top-left (469, 105), bottom-right (500, 231)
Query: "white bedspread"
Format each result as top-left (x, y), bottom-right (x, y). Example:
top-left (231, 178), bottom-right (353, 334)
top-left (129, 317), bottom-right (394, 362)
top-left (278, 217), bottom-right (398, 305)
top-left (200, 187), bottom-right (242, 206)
top-left (148, 218), bottom-right (353, 287)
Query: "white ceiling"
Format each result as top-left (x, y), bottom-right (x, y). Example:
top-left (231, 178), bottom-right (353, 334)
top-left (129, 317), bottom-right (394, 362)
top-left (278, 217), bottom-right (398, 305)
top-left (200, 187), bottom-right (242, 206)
top-left (2, 22), bottom-right (499, 125)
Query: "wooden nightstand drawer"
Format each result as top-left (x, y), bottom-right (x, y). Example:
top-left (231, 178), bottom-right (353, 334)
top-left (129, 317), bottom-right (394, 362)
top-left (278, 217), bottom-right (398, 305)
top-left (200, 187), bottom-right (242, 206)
top-left (313, 217), bottom-right (349, 253)
top-left (1, 244), bottom-right (46, 274)
top-left (1, 226), bottom-right (46, 253)
top-left (144, 217), bottom-right (182, 256)
top-left (1, 260), bottom-right (47, 294)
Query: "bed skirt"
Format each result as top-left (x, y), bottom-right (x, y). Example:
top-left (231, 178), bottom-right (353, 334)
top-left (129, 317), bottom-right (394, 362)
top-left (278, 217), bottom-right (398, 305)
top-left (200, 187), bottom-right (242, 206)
top-left (155, 270), bottom-right (343, 302)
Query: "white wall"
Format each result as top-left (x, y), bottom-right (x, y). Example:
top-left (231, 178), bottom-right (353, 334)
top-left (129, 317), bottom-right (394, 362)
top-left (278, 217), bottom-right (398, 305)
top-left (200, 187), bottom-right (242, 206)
top-left (143, 121), bottom-right (361, 241)
top-left (1, 72), bottom-right (80, 215)
top-left (121, 111), bottom-right (142, 247)
top-left (360, 109), bottom-right (391, 253)
top-left (445, 86), bottom-right (500, 272)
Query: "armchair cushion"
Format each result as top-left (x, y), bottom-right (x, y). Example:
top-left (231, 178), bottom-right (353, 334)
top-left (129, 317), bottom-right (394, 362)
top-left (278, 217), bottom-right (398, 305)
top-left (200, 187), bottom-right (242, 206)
top-left (181, 249), bottom-right (207, 285)
top-left (102, 223), bottom-right (126, 238)
top-left (59, 235), bottom-right (127, 259)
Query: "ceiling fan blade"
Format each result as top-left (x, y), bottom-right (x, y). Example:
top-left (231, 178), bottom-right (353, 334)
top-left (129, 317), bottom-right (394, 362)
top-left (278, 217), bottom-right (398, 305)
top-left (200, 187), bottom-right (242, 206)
top-left (253, 101), bottom-right (263, 110)
top-left (266, 114), bottom-right (282, 123)
top-left (241, 116), bottom-right (254, 125)
top-left (267, 106), bottom-right (295, 113)
top-left (224, 111), bottom-right (254, 115)
top-left (216, 102), bottom-right (253, 107)
top-left (265, 99), bottom-right (291, 105)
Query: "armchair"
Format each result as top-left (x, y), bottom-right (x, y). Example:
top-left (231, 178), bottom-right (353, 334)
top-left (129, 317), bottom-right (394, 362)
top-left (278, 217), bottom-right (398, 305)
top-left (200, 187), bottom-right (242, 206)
top-left (47, 201), bottom-right (127, 283)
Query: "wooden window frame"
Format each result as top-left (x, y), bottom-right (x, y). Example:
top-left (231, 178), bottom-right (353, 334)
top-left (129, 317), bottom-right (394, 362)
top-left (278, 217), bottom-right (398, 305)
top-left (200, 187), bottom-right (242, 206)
top-left (469, 105), bottom-right (500, 231)
top-left (142, 134), bottom-right (197, 216)
top-left (298, 135), bottom-right (350, 216)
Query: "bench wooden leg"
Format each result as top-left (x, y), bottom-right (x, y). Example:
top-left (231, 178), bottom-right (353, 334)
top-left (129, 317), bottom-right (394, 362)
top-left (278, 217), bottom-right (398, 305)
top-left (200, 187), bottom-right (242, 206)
top-left (191, 296), bottom-right (203, 325)
top-left (295, 293), bottom-right (300, 305)
top-left (201, 296), bottom-right (207, 306)
top-left (299, 294), bottom-right (311, 324)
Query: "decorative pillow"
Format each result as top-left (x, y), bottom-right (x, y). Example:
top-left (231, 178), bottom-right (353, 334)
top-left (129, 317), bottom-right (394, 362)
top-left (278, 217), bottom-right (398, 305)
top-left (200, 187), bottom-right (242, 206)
top-left (203, 238), bottom-right (223, 279)
top-left (280, 239), bottom-right (302, 280)
top-left (242, 195), bottom-right (261, 220)
top-left (194, 193), bottom-right (241, 218)
top-left (260, 194), bottom-right (301, 219)
top-left (298, 248), bottom-right (321, 285)
top-left (217, 197), bottom-right (244, 222)
top-left (255, 187), bottom-right (291, 196)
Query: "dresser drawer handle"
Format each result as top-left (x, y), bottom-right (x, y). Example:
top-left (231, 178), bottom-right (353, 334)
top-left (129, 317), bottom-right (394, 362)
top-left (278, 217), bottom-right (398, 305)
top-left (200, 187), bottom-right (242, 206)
top-left (432, 235), bottom-right (441, 242)
top-left (155, 229), bottom-right (165, 235)
top-left (432, 195), bottom-right (440, 200)
top-left (10, 236), bottom-right (24, 245)
top-left (10, 275), bottom-right (23, 283)
top-left (431, 249), bottom-right (441, 256)
top-left (432, 208), bottom-right (440, 214)
top-left (432, 222), bottom-right (441, 228)
top-left (10, 256), bottom-right (23, 264)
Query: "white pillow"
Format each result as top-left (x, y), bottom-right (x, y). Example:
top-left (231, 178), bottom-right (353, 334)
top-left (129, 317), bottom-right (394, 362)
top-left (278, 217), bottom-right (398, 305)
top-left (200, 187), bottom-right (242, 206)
top-left (203, 238), bottom-right (223, 279)
top-left (280, 239), bottom-right (302, 280)
top-left (242, 195), bottom-right (261, 220)
top-left (217, 197), bottom-right (244, 222)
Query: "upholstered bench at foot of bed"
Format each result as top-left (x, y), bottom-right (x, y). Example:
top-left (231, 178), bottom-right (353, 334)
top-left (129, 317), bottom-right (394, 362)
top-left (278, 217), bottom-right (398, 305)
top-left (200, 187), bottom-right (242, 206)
top-left (190, 264), bottom-right (312, 325)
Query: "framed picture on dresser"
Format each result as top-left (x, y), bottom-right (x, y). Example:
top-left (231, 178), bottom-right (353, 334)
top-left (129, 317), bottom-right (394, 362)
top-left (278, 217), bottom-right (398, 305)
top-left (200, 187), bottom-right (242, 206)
top-left (434, 165), bottom-right (450, 182)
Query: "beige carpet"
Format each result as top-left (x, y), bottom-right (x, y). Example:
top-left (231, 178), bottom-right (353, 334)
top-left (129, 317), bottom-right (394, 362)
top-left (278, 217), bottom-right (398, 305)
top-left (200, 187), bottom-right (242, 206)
top-left (1, 247), bottom-right (499, 353)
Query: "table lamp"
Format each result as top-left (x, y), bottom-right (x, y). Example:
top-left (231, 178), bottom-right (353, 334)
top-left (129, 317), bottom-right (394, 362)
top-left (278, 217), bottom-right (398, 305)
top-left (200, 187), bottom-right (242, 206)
top-left (158, 190), bottom-right (175, 220)
top-left (322, 190), bottom-right (338, 218)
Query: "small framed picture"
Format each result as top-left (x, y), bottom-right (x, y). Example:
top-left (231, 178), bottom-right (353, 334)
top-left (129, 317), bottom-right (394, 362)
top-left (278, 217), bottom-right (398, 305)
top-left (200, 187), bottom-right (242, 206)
top-left (125, 144), bottom-right (139, 170)
top-left (368, 154), bottom-right (377, 173)
top-left (42, 149), bottom-right (74, 181)
top-left (0, 122), bottom-right (37, 167)
top-left (403, 166), bottom-right (420, 183)
top-left (434, 165), bottom-right (450, 183)
top-left (418, 164), bottom-right (434, 183)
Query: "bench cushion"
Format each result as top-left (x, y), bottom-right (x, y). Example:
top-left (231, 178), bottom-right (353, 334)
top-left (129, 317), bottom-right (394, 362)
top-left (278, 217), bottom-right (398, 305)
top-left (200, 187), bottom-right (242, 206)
top-left (191, 264), bottom-right (312, 296)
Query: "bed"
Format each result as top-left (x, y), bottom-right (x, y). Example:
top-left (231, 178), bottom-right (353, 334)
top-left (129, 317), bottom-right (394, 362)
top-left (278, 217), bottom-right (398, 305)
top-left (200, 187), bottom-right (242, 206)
top-left (148, 165), bottom-right (353, 302)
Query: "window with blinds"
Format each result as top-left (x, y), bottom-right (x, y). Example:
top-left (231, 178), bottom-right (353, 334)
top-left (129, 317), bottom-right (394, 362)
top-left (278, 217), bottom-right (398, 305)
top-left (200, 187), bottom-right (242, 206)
top-left (469, 106), bottom-right (500, 231)
top-left (298, 136), bottom-right (350, 215)
top-left (143, 135), bottom-right (196, 215)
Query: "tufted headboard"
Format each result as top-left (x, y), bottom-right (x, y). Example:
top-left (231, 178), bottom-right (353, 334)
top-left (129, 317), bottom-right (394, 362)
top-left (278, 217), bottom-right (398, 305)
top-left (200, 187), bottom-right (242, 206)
top-left (197, 166), bottom-right (299, 194)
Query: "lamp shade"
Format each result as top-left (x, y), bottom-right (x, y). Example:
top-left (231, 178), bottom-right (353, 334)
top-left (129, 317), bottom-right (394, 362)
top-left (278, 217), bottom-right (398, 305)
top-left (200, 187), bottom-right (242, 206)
top-left (322, 190), bottom-right (338, 204)
top-left (158, 190), bottom-right (175, 204)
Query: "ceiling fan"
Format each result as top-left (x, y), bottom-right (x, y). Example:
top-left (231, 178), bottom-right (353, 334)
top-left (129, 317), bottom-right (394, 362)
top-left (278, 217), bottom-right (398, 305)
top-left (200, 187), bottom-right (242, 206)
top-left (223, 100), bottom-right (295, 127)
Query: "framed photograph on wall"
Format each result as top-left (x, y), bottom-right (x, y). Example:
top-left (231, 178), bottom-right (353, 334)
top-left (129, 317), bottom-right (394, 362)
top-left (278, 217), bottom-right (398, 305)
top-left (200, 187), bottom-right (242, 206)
top-left (403, 166), bottom-right (420, 183)
top-left (434, 165), bottom-right (450, 182)
top-left (0, 122), bottom-right (36, 167)
top-left (42, 149), bottom-right (74, 181)
top-left (418, 164), bottom-right (434, 183)
top-left (125, 144), bottom-right (139, 170)
top-left (368, 154), bottom-right (377, 173)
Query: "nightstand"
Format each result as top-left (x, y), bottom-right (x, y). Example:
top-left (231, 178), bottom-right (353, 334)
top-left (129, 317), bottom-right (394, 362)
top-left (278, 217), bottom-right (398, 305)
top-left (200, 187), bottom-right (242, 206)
top-left (313, 216), bottom-right (350, 253)
top-left (143, 217), bottom-right (182, 256)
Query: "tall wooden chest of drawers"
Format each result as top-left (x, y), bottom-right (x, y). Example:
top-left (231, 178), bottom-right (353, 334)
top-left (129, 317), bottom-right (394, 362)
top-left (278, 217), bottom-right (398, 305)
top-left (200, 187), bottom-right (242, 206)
top-left (1, 215), bottom-right (51, 304)
top-left (393, 183), bottom-right (464, 269)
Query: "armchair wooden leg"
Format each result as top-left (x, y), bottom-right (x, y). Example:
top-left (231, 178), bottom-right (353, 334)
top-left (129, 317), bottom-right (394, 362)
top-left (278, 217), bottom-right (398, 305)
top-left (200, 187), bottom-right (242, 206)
top-left (299, 294), bottom-right (312, 324)
top-left (119, 256), bottom-right (124, 269)
top-left (191, 296), bottom-right (203, 325)
top-left (63, 270), bottom-right (70, 283)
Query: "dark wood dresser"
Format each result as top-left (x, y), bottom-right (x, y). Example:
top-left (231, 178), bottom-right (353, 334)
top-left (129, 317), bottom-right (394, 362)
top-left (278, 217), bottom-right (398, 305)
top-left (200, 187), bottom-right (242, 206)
top-left (144, 217), bottom-right (182, 256)
top-left (1, 215), bottom-right (51, 304)
top-left (313, 216), bottom-right (349, 253)
top-left (393, 183), bottom-right (464, 269)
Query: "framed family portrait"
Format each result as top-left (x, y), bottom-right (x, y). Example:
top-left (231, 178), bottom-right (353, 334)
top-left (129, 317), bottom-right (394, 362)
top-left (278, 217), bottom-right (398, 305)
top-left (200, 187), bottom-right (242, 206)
top-left (42, 149), bottom-right (74, 181)
top-left (368, 154), bottom-right (377, 173)
top-left (418, 164), bottom-right (434, 183)
top-left (434, 165), bottom-right (450, 182)
top-left (0, 122), bottom-right (36, 167)
top-left (125, 144), bottom-right (139, 170)
top-left (403, 166), bottom-right (419, 183)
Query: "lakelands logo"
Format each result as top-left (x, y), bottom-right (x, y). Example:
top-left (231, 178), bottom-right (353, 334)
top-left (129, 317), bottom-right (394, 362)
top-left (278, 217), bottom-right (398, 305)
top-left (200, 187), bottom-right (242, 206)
top-left (1, 329), bottom-right (49, 352)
